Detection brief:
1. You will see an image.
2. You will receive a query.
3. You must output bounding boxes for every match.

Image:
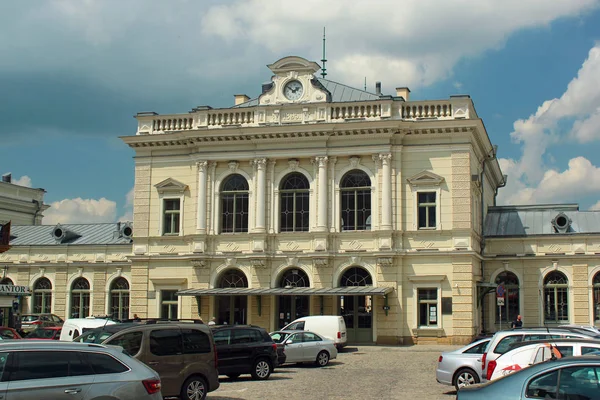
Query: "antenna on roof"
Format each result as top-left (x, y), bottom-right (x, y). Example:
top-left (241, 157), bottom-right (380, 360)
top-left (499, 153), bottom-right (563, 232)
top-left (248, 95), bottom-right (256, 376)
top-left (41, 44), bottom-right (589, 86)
top-left (364, 77), bottom-right (367, 91)
top-left (321, 27), bottom-right (327, 79)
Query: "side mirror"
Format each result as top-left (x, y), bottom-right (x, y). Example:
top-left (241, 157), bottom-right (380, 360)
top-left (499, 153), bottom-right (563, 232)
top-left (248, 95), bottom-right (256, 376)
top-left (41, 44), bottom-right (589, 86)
top-left (285, 339), bottom-right (293, 345)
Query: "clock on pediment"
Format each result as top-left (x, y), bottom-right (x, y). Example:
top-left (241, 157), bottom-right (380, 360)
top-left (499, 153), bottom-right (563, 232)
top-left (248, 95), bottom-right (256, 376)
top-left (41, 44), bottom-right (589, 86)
top-left (258, 56), bottom-right (331, 105)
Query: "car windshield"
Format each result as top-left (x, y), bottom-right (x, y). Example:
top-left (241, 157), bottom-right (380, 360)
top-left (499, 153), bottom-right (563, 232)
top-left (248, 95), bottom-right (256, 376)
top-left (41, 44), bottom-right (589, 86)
top-left (270, 332), bottom-right (290, 344)
top-left (26, 329), bottom-right (56, 339)
top-left (74, 329), bottom-right (114, 343)
top-left (20, 316), bottom-right (39, 322)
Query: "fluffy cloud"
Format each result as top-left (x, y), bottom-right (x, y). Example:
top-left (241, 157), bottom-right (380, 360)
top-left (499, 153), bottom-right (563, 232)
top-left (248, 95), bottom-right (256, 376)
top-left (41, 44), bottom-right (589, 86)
top-left (498, 45), bottom-right (600, 205)
top-left (118, 187), bottom-right (134, 222)
top-left (11, 175), bottom-right (32, 188)
top-left (43, 198), bottom-right (117, 225)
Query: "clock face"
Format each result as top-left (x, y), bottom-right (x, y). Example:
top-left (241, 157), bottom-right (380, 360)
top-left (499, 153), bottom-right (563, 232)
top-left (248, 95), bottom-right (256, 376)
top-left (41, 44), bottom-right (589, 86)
top-left (284, 80), bottom-right (304, 101)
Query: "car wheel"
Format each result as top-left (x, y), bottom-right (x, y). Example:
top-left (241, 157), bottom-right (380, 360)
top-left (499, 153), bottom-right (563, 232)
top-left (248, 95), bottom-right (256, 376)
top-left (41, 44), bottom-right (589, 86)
top-left (453, 368), bottom-right (479, 391)
top-left (316, 351), bottom-right (330, 367)
top-left (181, 375), bottom-right (208, 400)
top-left (227, 374), bottom-right (240, 380)
top-left (251, 358), bottom-right (272, 380)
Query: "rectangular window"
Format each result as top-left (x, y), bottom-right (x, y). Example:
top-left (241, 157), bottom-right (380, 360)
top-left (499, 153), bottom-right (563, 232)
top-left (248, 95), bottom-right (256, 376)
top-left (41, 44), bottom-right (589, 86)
top-left (418, 192), bottom-right (436, 229)
top-left (163, 199), bottom-right (181, 235)
top-left (418, 288), bottom-right (438, 327)
top-left (160, 290), bottom-right (178, 319)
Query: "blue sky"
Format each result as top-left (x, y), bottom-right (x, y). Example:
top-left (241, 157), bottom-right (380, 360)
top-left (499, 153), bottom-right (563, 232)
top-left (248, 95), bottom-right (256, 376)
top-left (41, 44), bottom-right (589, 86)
top-left (2, 1), bottom-right (600, 223)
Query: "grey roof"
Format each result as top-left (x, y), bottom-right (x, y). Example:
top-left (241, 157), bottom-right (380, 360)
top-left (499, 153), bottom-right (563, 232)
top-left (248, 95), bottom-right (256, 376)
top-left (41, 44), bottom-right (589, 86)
top-left (9, 223), bottom-right (133, 246)
top-left (177, 286), bottom-right (393, 296)
top-left (484, 204), bottom-right (600, 237)
top-left (232, 77), bottom-right (380, 108)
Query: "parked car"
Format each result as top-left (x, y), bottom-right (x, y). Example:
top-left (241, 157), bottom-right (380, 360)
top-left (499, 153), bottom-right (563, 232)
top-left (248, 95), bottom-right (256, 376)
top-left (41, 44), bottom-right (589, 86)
top-left (24, 326), bottom-right (62, 340)
top-left (211, 324), bottom-right (279, 380)
top-left (270, 330), bottom-right (337, 367)
top-left (0, 340), bottom-right (162, 399)
top-left (481, 327), bottom-right (594, 379)
top-left (0, 326), bottom-right (22, 339)
top-left (458, 355), bottom-right (600, 399)
top-left (20, 313), bottom-right (63, 332)
top-left (60, 317), bottom-right (117, 341)
top-left (487, 338), bottom-right (600, 381)
top-left (436, 338), bottom-right (490, 390)
top-left (74, 322), bottom-right (139, 343)
top-left (558, 324), bottom-right (600, 336)
top-left (101, 319), bottom-right (219, 400)
top-left (281, 315), bottom-right (347, 349)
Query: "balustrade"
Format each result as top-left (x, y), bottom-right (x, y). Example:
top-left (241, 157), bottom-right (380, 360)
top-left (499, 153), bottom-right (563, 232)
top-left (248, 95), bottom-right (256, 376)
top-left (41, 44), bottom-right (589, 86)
top-left (207, 111), bottom-right (254, 126)
top-left (330, 104), bottom-right (381, 120)
top-left (152, 117), bottom-right (194, 132)
top-left (402, 102), bottom-right (452, 119)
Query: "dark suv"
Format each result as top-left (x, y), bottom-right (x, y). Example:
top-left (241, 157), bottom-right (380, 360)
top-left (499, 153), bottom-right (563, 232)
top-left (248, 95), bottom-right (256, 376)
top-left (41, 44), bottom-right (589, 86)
top-left (211, 325), bottom-right (279, 380)
top-left (96, 320), bottom-right (219, 400)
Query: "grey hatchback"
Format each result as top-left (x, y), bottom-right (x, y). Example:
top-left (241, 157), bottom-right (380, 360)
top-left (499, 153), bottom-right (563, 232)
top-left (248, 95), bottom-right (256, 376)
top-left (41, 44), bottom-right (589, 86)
top-left (0, 340), bottom-right (162, 399)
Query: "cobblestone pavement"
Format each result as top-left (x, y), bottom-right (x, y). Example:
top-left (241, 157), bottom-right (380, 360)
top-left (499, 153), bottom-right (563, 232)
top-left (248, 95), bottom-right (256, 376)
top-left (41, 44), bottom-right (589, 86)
top-left (207, 344), bottom-right (463, 400)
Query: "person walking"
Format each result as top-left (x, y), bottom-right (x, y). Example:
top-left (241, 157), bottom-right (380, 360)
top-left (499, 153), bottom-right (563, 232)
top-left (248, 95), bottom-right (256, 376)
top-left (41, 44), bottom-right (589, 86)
top-left (208, 317), bottom-right (216, 326)
top-left (511, 314), bottom-right (523, 329)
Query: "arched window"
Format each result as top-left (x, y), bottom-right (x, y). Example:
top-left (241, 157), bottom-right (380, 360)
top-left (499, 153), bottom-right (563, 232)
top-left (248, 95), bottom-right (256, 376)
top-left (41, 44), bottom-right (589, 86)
top-left (217, 269), bottom-right (248, 325)
top-left (593, 272), bottom-right (600, 322)
top-left (70, 277), bottom-right (90, 318)
top-left (33, 278), bottom-right (52, 314)
top-left (219, 269), bottom-right (248, 288)
top-left (280, 173), bottom-right (310, 232)
top-left (0, 278), bottom-right (13, 285)
top-left (495, 272), bottom-right (520, 324)
top-left (544, 271), bottom-right (569, 323)
top-left (280, 269), bottom-right (309, 288)
top-left (340, 170), bottom-right (371, 231)
top-left (221, 174), bottom-right (249, 233)
top-left (109, 277), bottom-right (130, 321)
top-left (340, 267), bottom-right (373, 287)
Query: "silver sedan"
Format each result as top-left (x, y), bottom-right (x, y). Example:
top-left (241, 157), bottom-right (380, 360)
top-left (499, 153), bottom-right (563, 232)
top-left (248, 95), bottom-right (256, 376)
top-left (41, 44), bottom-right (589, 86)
top-left (436, 338), bottom-right (490, 391)
top-left (270, 330), bottom-right (338, 367)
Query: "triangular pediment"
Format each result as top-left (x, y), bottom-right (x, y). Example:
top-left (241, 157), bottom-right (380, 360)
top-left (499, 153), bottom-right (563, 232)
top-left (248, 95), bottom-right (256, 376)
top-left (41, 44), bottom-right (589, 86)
top-left (407, 171), bottom-right (445, 186)
top-left (154, 178), bottom-right (188, 193)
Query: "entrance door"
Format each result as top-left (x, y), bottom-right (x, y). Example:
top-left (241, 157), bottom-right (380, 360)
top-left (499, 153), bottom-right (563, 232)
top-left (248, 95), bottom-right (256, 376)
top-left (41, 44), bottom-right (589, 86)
top-left (340, 295), bottom-right (372, 343)
top-left (217, 296), bottom-right (247, 325)
top-left (277, 296), bottom-right (309, 329)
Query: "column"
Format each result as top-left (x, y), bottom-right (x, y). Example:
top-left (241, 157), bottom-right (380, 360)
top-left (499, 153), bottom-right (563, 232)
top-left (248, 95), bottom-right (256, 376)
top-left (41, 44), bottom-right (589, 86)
top-left (316, 156), bottom-right (328, 231)
top-left (196, 161), bottom-right (208, 233)
top-left (380, 153), bottom-right (392, 230)
top-left (254, 158), bottom-right (267, 232)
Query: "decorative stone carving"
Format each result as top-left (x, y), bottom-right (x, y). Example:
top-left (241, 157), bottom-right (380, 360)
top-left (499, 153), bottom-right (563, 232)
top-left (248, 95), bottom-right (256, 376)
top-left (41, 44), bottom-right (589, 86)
top-left (226, 258), bottom-right (237, 267)
top-left (350, 256), bottom-right (361, 265)
top-left (77, 267), bottom-right (83, 277)
top-left (288, 159), bottom-right (299, 171)
top-left (252, 158), bottom-right (267, 170)
top-left (313, 258), bottom-right (329, 267)
top-left (250, 259), bottom-right (266, 268)
top-left (312, 156), bottom-right (328, 168)
top-left (196, 161), bottom-right (208, 172)
top-left (191, 259), bottom-right (207, 268)
top-left (39, 266), bottom-right (46, 277)
top-left (287, 257), bottom-right (298, 266)
top-left (377, 257), bottom-right (393, 266)
top-left (228, 161), bottom-right (239, 172)
top-left (349, 156), bottom-right (361, 168)
top-left (116, 267), bottom-right (123, 277)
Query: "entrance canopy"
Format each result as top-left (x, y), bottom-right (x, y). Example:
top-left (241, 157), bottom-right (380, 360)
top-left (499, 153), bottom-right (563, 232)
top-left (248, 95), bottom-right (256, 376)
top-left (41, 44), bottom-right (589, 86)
top-left (177, 286), bottom-right (393, 297)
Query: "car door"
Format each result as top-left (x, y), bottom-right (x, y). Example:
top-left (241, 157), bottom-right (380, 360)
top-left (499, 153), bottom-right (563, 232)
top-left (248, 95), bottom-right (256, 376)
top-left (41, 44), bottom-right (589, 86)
top-left (6, 350), bottom-right (94, 400)
top-left (0, 351), bottom-right (9, 400)
top-left (141, 327), bottom-right (184, 397)
top-left (283, 333), bottom-right (304, 362)
top-left (300, 332), bottom-right (323, 361)
top-left (230, 329), bottom-right (259, 371)
top-left (213, 329), bottom-right (234, 374)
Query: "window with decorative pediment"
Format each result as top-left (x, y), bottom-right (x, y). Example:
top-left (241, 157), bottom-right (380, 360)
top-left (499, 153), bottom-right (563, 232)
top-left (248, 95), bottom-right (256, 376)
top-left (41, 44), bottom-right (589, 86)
top-left (407, 171), bottom-right (444, 230)
top-left (221, 174), bottom-right (249, 233)
top-left (544, 271), bottom-right (569, 323)
top-left (280, 173), bottom-right (310, 232)
top-left (155, 178), bottom-right (187, 236)
top-left (340, 170), bottom-right (371, 231)
top-left (33, 278), bottom-right (52, 314)
top-left (70, 277), bottom-right (90, 318)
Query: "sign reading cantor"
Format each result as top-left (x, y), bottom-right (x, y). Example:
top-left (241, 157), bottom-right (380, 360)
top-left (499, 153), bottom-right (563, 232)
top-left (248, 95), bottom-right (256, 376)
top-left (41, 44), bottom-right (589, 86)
top-left (0, 284), bottom-right (31, 295)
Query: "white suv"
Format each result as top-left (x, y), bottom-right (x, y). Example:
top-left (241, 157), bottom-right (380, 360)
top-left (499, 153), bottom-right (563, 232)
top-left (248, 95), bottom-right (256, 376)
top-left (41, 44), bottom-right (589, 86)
top-left (481, 327), bottom-right (596, 381)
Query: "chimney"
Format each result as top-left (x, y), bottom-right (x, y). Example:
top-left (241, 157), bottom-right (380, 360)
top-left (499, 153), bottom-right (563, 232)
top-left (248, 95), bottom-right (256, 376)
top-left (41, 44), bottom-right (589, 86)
top-left (234, 94), bottom-right (250, 106)
top-left (375, 82), bottom-right (382, 96)
top-left (395, 87), bottom-right (410, 101)
top-left (1, 173), bottom-right (11, 183)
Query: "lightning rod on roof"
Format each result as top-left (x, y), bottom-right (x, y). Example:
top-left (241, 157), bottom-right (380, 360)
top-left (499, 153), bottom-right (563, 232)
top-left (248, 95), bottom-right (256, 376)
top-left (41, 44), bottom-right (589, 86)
top-left (321, 27), bottom-right (327, 79)
top-left (364, 77), bottom-right (367, 91)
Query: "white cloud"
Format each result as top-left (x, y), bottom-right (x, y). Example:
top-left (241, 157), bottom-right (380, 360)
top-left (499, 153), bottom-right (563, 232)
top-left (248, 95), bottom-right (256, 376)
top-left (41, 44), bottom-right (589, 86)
top-left (12, 175), bottom-right (32, 188)
top-left (42, 197), bottom-right (117, 225)
top-left (118, 187), bottom-right (134, 222)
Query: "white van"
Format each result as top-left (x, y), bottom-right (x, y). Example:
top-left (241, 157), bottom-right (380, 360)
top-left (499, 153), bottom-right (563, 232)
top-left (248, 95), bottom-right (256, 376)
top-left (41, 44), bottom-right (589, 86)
top-left (282, 316), bottom-right (347, 348)
top-left (59, 317), bottom-right (116, 341)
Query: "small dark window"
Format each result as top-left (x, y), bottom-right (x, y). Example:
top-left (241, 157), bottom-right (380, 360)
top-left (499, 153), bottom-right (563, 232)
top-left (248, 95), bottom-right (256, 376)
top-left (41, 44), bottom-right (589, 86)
top-left (494, 335), bottom-right (523, 354)
top-left (150, 329), bottom-right (182, 356)
top-left (106, 331), bottom-right (143, 356)
top-left (11, 351), bottom-right (91, 381)
top-left (464, 341), bottom-right (488, 354)
top-left (526, 370), bottom-right (558, 398)
top-left (232, 329), bottom-right (260, 344)
top-left (213, 329), bottom-right (231, 346)
top-left (85, 352), bottom-right (128, 374)
top-left (303, 332), bottom-right (320, 342)
top-left (288, 321), bottom-right (305, 330)
top-left (182, 329), bottom-right (211, 354)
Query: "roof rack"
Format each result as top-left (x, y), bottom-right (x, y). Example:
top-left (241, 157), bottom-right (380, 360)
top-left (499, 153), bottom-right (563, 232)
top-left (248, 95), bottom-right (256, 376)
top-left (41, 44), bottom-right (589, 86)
top-left (130, 318), bottom-right (205, 325)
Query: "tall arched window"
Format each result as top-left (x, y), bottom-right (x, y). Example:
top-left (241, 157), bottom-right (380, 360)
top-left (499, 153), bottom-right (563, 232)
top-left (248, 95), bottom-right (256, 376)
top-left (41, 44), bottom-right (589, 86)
top-left (495, 271), bottom-right (520, 324)
top-left (340, 267), bottom-right (373, 336)
top-left (33, 278), bottom-right (52, 314)
top-left (544, 271), bottom-right (569, 323)
top-left (0, 278), bottom-right (13, 285)
top-left (219, 269), bottom-right (248, 288)
top-left (280, 173), bottom-right (310, 232)
top-left (70, 277), bottom-right (90, 318)
top-left (593, 272), bottom-right (600, 322)
top-left (277, 268), bottom-right (310, 328)
top-left (340, 170), bottom-right (371, 231)
top-left (221, 174), bottom-right (249, 233)
top-left (340, 267), bottom-right (373, 287)
top-left (280, 269), bottom-right (309, 288)
top-left (109, 277), bottom-right (130, 321)
top-left (217, 269), bottom-right (248, 325)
